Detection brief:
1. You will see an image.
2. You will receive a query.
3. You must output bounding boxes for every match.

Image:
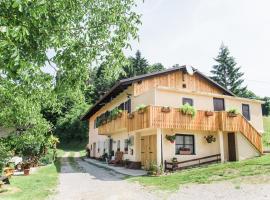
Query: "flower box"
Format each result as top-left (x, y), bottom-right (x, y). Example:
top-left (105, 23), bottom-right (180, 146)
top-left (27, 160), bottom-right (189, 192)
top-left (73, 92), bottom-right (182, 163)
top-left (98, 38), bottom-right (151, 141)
top-left (138, 108), bottom-right (146, 114)
top-left (127, 113), bottom-right (134, 119)
top-left (205, 111), bottom-right (214, 117)
top-left (228, 112), bottom-right (237, 117)
top-left (161, 106), bottom-right (171, 113)
top-left (118, 112), bottom-right (123, 118)
top-left (179, 148), bottom-right (192, 155)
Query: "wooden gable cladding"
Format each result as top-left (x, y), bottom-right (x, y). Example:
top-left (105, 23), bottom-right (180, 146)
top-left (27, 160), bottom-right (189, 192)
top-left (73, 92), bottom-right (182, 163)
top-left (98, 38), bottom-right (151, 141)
top-left (133, 71), bottom-right (224, 96)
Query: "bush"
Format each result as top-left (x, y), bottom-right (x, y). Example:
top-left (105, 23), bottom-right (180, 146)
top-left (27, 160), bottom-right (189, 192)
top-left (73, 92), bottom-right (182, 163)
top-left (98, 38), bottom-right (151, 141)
top-left (0, 141), bottom-right (12, 173)
top-left (39, 149), bottom-right (56, 165)
top-left (180, 103), bottom-right (196, 117)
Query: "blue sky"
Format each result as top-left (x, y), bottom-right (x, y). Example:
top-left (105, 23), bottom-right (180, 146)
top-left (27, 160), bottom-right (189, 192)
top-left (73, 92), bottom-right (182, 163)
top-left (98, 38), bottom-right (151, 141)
top-left (125, 0), bottom-right (270, 97)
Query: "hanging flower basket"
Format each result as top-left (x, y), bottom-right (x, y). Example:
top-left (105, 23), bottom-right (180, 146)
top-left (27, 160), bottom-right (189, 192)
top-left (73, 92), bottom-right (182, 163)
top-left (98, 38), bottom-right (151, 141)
top-left (161, 106), bottom-right (171, 113)
top-left (165, 135), bottom-right (176, 143)
top-left (204, 135), bottom-right (216, 143)
top-left (205, 111), bottom-right (214, 117)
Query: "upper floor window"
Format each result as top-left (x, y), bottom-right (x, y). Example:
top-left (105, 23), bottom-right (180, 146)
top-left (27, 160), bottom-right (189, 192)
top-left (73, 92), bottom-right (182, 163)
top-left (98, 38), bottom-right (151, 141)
top-left (242, 104), bottom-right (251, 121)
top-left (175, 134), bottom-right (195, 155)
top-left (182, 98), bottom-right (193, 106)
top-left (213, 98), bottom-right (225, 111)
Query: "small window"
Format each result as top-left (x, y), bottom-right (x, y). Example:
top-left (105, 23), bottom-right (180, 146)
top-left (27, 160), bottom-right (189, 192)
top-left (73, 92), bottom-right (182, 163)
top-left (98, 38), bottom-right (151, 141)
top-left (117, 140), bottom-right (120, 151)
top-left (213, 98), bottom-right (225, 111)
top-left (124, 139), bottom-right (128, 154)
top-left (124, 99), bottom-right (131, 113)
top-left (182, 98), bottom-right (193, 106)
top-left (175, 134), bottom-right (195, 155)
top-left (242, 104), bottom-right (251, 121)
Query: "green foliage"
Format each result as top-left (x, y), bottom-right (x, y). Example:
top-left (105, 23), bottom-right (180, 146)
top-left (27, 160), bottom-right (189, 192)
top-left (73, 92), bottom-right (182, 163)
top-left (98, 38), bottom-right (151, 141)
top-left (121, 51), bottom-right (165, 79)
top-left (129, 155), bottom-right (270, 191)
top-left (180, 103), bottom-right (196, 117)
top-left (227, 108), bottom-right (239, 114)
top-left (136, 104), bottom-right (146, 111)
top-left (0, 141), bottom-right (12, 173)
top-left (263, 117), bottom-right (270, 148)
top-left (55, 103), bottom-right (89, 142)
top-left (165, 135), bottom-right (176, 143)
top-left (211, 43), bottom-right (248, 97)
top-left (262, 97), bottom-right (270, 116)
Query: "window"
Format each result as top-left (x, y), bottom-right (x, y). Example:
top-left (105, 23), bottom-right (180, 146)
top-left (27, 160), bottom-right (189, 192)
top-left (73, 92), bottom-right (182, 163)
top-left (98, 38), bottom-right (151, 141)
top-left (175, 134), bottom-right (195, 155)
top-left (182, 98), bottom-right (193, 106)
top-left (213, 98), bottom-right (225, 111)
top-left (242, 104), bottom-right (251, 121)
top-left (124, 99), bottom-right (131, 113)
top-left (117, 140), bottom-right (120, 151)
top-left (124, 139), bottom-right (128, 154)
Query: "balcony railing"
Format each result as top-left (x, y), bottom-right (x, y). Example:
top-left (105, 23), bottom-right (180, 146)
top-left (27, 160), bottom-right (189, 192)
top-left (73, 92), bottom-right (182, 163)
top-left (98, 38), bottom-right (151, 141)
top-left (98, 105), bottom-right (262, 153)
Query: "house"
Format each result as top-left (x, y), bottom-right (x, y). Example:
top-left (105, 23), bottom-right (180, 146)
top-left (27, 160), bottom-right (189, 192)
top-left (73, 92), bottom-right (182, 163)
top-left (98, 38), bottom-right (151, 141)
top-left (81, 66), bottom-right (264, 169)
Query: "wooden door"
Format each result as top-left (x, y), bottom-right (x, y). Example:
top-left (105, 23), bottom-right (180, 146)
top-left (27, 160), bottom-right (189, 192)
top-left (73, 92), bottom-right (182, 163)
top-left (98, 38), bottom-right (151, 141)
top-left (141, 135), bottom-right (157, 169)
top-left (228, 132), bottom-right (236, 161)
top-left (213, 98), bottom-right (225, 111)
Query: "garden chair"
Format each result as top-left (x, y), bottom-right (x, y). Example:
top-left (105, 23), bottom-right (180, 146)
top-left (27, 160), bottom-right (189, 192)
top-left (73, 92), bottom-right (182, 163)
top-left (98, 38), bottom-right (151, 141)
top-left (108, 151), bottom-right (124, 166)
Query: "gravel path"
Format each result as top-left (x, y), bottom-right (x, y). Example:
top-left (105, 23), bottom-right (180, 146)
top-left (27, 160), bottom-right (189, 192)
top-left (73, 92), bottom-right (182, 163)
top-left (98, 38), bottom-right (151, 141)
top-left (53, 152), bottom-right (162, 200)
top-left (53, 152), bottom-right (270, 200)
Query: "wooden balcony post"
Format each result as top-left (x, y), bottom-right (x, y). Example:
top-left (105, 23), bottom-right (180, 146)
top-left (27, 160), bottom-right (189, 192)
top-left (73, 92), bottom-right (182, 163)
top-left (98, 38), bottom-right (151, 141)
top-left (218, 131), bottom-right (225, 163)
top-left (156, 128), bottom-right (163, 168)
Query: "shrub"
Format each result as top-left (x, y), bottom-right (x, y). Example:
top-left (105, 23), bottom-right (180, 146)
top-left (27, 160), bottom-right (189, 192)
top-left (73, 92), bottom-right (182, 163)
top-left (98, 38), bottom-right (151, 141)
top-left (227, 108), bottom-right (238, 114)
top-left (180, 103), bottom-right (196, 117)
top-left (136, 104), bottom-right (146, 111)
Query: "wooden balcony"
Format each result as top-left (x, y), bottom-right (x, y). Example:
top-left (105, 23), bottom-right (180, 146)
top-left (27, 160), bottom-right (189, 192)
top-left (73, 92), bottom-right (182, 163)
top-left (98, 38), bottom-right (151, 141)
top-left (98, 105), bottom-right (262, 153)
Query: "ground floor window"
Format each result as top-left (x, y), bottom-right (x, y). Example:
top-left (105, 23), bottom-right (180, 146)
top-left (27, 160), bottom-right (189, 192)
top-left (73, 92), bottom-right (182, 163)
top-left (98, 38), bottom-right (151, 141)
top-left (175, 134), bottom-right (195, 155)
top-left (117, 140), bottom-right (120, 151)
top-left (124, 139), bottom-right (128, 154)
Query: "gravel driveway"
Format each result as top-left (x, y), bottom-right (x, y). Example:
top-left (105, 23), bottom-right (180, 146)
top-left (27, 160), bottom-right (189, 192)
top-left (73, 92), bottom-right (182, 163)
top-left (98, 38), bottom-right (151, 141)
top-left (52, 153), bottom-right (270, 200)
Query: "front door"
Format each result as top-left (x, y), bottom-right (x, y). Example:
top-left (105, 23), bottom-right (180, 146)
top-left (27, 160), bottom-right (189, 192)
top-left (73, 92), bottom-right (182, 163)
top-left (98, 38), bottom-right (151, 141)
top-left (93, 142), bottom-right (96, 158)
top-left (213, 98), bottom-right (225, 111)
top-left (228, 132), bottom-right (236, 161)
top-left (141, 135), bottom-right (157, 169)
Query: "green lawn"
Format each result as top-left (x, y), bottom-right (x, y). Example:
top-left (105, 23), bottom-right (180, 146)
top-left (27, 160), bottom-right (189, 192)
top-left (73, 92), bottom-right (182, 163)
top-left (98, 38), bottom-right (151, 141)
top-left (0, 161), bottom-right (60, 200)
top-left (129, 154), bottom-right (270, 191)
top-left (263, 117), bottom-right (270, 149)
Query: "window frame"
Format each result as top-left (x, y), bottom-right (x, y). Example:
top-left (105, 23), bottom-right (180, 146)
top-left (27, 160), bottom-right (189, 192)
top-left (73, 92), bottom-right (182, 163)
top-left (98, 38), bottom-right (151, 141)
top-left (182, 98), bottom-right (194, 106)
top-left (242, 104), bottom-right (251, 121)
top-left (175, 134), bottom-right (195, 155)
top-left (213, 98), bottom-right (225, 111)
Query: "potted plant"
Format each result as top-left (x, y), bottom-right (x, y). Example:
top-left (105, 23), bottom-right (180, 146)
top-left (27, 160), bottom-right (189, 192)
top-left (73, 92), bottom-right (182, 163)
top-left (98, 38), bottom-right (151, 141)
top-left (165, 135), bottom-right (176, 144)
top-left (180, 103), bottom-right (196, 118)
top-left (22, 162), bottom-right (31, 176)
top-left (136, 104), bottom-right (147, 114)
top-left (172, 157), bottom-right (178, 163)
top-left (205, 111), bottom-right (214, 117)
top-left (161, 106), bottom-right (171, 113)
top-left (111, 109), bottom-right (118, 120)
top-left (227, 108), bottom-right (238, 117)
top-left (179, 147), bottom-right (191, 155)
top-left (204, 135), bottom-right (216, 143)
top-left (117, 109), bottom-right (123, 118)
top-left (127, 113), bottom-right (134, 119)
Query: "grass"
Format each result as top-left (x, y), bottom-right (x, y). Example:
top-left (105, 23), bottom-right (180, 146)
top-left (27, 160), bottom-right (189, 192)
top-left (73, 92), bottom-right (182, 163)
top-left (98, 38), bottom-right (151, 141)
top-left (128, 154), bottom-right (270, 191)
top-left (263, 116), bottom-right (270, 149)
top-left (58, 141), bottom-right (87, 158)
top-left (0, 162), bottom-right (60, 200)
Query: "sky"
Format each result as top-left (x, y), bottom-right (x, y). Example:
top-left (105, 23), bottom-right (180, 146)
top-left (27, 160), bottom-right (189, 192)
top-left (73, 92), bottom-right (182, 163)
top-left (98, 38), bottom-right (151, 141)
top-left (125, 0), bottom-right (270, 97)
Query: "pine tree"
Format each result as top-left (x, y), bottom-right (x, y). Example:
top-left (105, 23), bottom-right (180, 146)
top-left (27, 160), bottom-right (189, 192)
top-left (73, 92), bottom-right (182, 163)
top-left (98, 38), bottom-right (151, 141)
top-left (211, 44), bottom-right (247, 96)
